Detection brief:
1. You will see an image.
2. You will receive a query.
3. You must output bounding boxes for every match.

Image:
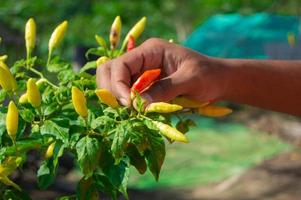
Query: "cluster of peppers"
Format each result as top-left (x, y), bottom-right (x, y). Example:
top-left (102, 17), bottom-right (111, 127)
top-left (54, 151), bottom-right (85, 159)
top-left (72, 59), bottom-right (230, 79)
top-left (0, 18), bottom-right (69, 190)
top-left (94, 16), bottom-right (145, 67)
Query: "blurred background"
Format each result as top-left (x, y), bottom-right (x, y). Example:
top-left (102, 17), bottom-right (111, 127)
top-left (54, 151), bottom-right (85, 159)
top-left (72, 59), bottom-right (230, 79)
top-left (1, 0), bottom-right (301, 199)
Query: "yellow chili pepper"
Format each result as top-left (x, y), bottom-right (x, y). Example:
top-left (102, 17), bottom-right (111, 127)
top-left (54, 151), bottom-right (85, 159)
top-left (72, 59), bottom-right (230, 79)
top-left (122, 17), bottom-right (146, 49)
top-left (0, 65), bottom-right (13, 91)
top-left (72, 86), bottom-right (88, 118)
top-left (0, 55), bottom-right (8, 62)
top-left (95, 89), bottom-right (119, 108)
top-left (25, 18), bottom-right (36, 57)
top-left (152, 120), bottom-right (188, 143)
top-left (27, 78), bottom-right (41, 108)
top-left (96, 56), bottom-right (110, 67)
top-left (109, 16), bottom-right (122, 49)
top-left (171, 97), bottom-right (209, 108)
top-left (145, 102), bottom-right (182, 113)
top-left (48, 21), bottom-right (68, 54)
top-left (198, 105), bottom-right (232, 117)
top-left (95, 34), bottom-right (107, 49)
top-left (0, 62), bottom-right (17, 91)
top-left (6, 101), bottom-right (18, 141)
top-left (19, 93), bottom-right (28, 104)
top-left (45, 142), bottom-right (55, 159)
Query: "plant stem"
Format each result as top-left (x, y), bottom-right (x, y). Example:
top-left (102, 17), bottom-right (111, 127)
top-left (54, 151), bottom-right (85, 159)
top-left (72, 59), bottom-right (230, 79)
top-left (37, 107), bottom-right (43, 123)
top-left (29, 68), bottom-right (59, 89)
top-left (26, 50), bottom-right (31, 69)
top-left (47, 50), bottom-right (52, 67)
top-left (84, 117), bottom-right (89, 130)
top-left (12, 139), bottom-right (18, 156)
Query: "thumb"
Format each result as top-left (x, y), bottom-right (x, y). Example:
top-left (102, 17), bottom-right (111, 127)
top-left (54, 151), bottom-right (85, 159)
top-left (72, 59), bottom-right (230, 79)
top-left (140, 69), bottom-right (190, 103)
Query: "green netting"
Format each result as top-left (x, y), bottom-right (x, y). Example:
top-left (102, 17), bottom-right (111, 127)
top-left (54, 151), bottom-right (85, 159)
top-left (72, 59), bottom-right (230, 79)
top-left (184, 13), bottom-right (299, 58)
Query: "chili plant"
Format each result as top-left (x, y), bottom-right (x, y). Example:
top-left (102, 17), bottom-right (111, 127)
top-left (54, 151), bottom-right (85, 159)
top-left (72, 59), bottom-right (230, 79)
top-left (0, 16), bottom-right (232, 200)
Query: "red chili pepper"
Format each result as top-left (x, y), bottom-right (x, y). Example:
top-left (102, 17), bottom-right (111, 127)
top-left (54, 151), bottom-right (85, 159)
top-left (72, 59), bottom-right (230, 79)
top-left (127, 35), bottom-right (135, 52)
top-left (131, 69), bottom-right (161, 93)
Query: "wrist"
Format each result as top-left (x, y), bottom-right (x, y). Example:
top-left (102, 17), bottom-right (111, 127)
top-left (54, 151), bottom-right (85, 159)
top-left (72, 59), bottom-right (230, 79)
top-left (200, 56), bottom-right (235, 102)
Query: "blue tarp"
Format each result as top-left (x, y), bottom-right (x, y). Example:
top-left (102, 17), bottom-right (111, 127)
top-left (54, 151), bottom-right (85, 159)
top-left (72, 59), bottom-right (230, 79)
top-left (184, 13), bottom-right (300, 59)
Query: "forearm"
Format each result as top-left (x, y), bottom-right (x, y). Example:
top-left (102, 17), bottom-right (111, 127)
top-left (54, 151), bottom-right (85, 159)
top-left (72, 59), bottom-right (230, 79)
top-left (216, 58), bottom-right (301, 116)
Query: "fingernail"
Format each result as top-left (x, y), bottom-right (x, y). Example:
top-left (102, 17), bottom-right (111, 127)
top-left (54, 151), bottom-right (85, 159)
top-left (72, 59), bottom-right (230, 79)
top-left (119, 98), bottom-right (129, 107)
top-left (141, 93), bottom-right (153, 103)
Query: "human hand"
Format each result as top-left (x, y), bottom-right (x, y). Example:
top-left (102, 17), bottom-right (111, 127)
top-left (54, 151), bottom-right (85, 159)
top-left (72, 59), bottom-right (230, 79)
top-left (96, 38), bottom-right (229, 106)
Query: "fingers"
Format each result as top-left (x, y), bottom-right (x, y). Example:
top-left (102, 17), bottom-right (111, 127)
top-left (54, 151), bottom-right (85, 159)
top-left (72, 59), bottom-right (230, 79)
top-left (140, 68), bottom-right (191, 103)
top-left (97, 38), bottom-right (166, 106)
top-left (96, 60), bottom-right (112, 91)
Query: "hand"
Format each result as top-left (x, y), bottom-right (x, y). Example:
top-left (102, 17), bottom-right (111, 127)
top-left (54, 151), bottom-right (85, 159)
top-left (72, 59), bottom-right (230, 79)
top-left (96, 38), bottom-right (229, 106)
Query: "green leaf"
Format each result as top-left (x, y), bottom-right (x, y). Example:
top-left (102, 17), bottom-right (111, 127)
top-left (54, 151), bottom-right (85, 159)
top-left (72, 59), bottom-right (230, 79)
top-left (76, 136), bottom-right (100, 177)
top-left (79, 61), bottom-right (96, 73)
top-left (93, 172), bottom-right (117, 200)
top-left (42, 103), bottom-right (58, 116)
top-left (0, 90), bottom-right (6, 104)
top-left (19, 109), bottom-right (35, 123)
top-left (40, 120), bottom-right (69, 143)
top-left (144, 129), bottom-right (165, 181)
top-left (91, 116), bottom-right (115, 132)
top-left (2, 189), bottom-right (31, 200)
top-left (0, 111), bottom-right (7, 145)
top-left (47, 62), bottom-right (70, 73)
top-left (102, 159), bottom-right (130, 200)
top-left (76, 177), bottom-right (99, 200)
top-left (37, 142), bottom-right (65, 189)
top-left (126, 144), bottom-right (147, 174)
top-left (111, 122), bottom-right (129, 164)
top-left (0, 138), bottom-right (41, 158)
top-left (69, 132), bottom-right (81, 149)
top-left (128, 121), bottom-right (150, 154)
top-left (58, 69), bottom-right (75, 83)
top-left (85, 47), bottom-right (106, 59)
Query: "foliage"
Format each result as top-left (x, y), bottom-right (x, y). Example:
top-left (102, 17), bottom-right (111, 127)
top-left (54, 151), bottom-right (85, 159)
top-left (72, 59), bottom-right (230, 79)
top-left (0, 16), bottom-right (198, 200)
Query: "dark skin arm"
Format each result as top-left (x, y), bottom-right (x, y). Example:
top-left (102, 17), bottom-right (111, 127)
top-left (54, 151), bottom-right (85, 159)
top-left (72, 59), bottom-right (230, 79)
top-left (96, 38), bottom-right (301, 116)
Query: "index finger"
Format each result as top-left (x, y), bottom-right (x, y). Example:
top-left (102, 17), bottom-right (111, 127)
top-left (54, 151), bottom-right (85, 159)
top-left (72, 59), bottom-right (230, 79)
top-left (109, 38), bottom-right (165, 105)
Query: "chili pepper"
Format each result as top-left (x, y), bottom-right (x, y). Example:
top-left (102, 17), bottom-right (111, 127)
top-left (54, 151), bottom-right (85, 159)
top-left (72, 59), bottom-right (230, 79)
top-left (198, 105), bottom-right (232, 117)
top-left (152, 120), bottom-right (188, 143)
top-left (95, 89), bottom-right (119, 108)
top-left (36, 78), bottom-right (46, 88)
top-left (131, 69), bottom-right (161, 94)
top-left (95, 34), bottom-right (107, 49)
top-left (123, 17), bottom-right (146, 46)
top-left (0, 55), bottom-right (8, 62)
top-left (6, 101), bottom-right (18, 141)
top-left (19, 93), bottom-right (28, 104)
top-left (171, 97), bottom-right (209, 108)
top-left (72, 86), bottom-right (88, 118)
top-left (27, 78), bottom-right (41, 108)
top-left (48, 21), bottom-right (68, 54)
top-left (146, 102), bottom-right (182, 113)
top-left (25, 18), bottom-right (36, 57)
top-left (109, 16), bottom-right (122, 49)
top-left (0, 65), bottom-right (13, 91)
top-left (45, 142), bottom-right (55, 159)
top-left (0, 62), bottom-right (17, 91)
top-left (96, 56), bottom-right (110, 67)
top-left (127, 35), bottom-right (135, 52)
